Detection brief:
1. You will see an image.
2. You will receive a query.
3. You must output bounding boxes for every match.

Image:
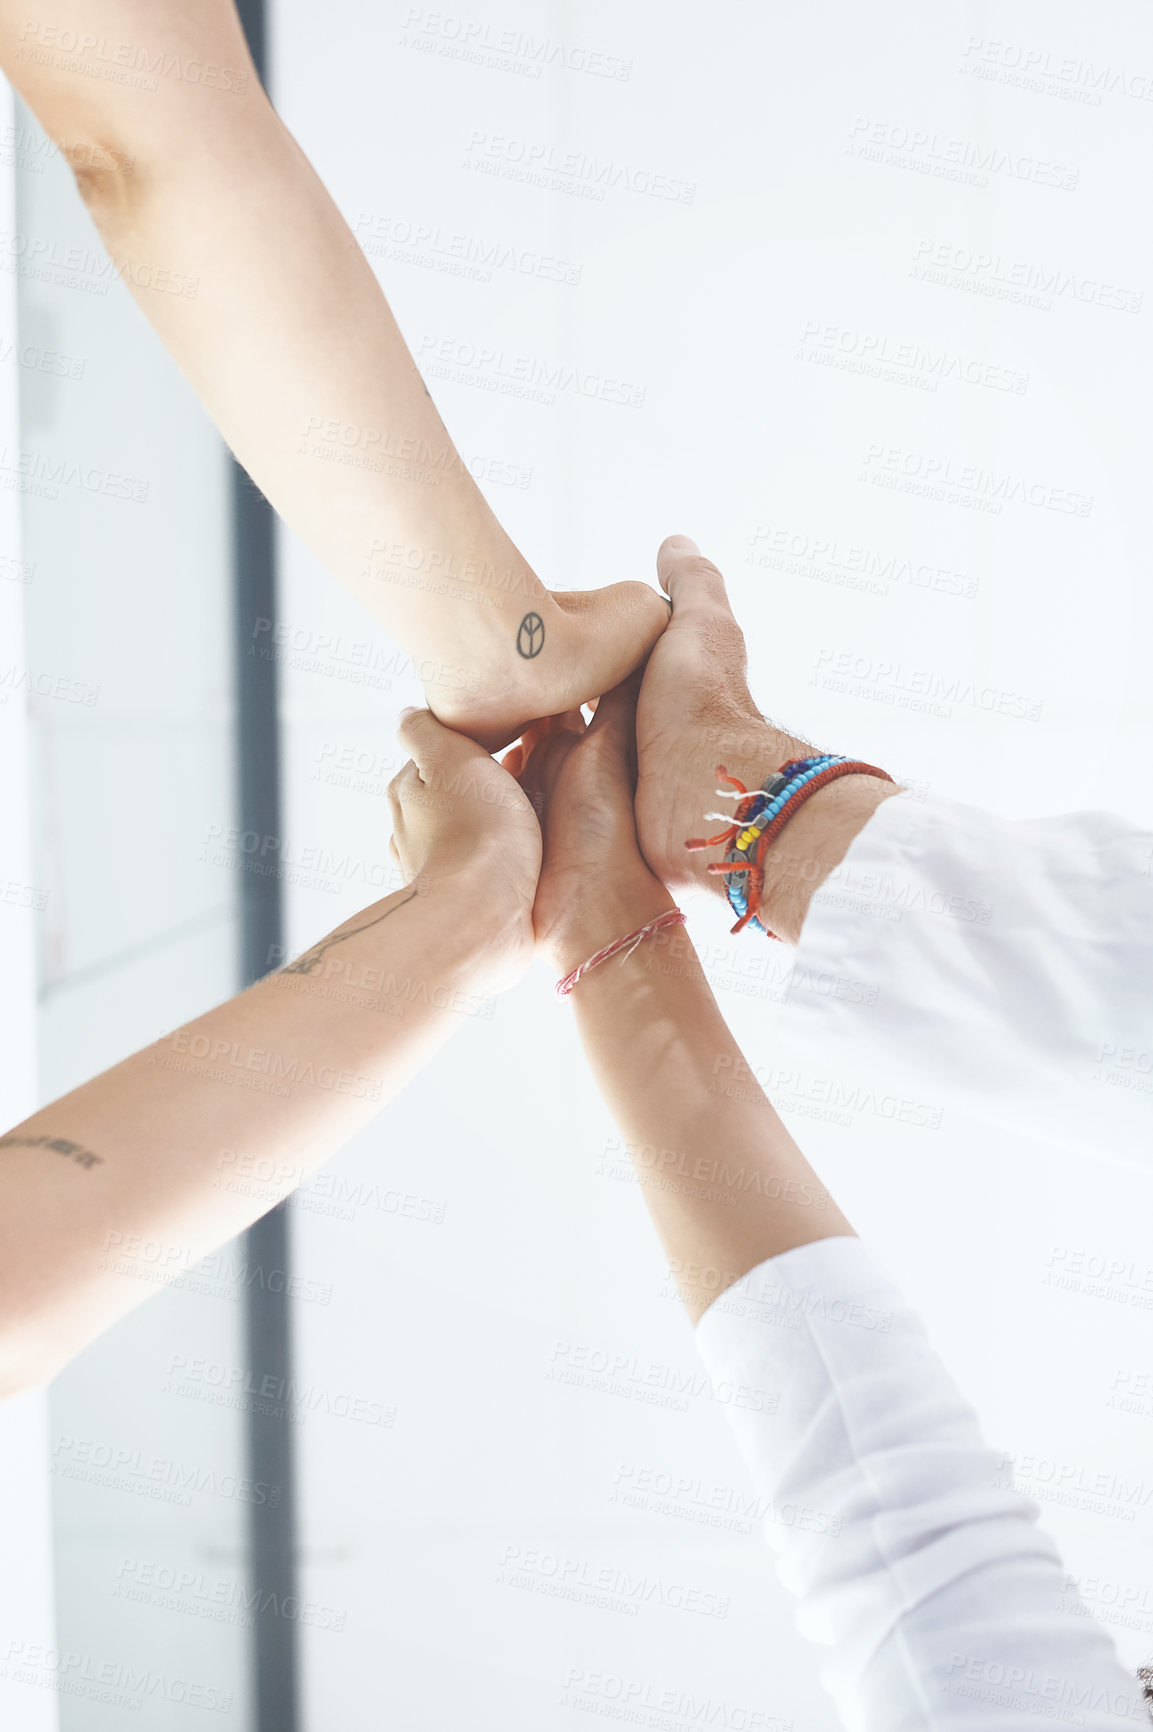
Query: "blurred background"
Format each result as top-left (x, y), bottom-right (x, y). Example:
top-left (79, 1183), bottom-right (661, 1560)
top-left (2, 0), bottom-right (1153, 1726)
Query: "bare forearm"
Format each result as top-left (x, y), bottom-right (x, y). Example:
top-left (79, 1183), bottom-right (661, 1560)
top-left (1, 0), bottom-right (670, 742)
top-left (84, 118), bottom-right (527, 651)
top-left (0, 882), bottom-right (493, 1395)
top-left (562, 884), bottom-right (853, 1321)
top-left (0, 0), bottom-right (536, 687)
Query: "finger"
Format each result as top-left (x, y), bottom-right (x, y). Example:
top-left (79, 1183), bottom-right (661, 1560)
top-left (397, 705), bottom-right (487, 782)
top-left (516, 722), bottom-right (582, 815)
top-left (502, 717), bottom-right (555, 776)
top-left (386, 766), bottom-right (414, 876)
top-left (656, 535), bottom-right (735, 617)
top-left (502, 717), bottom-right (552, 777)
top-left (585, 678), bottom-right (640, 785)
top-left (535, 708), bottom-right (584, 744)
top-left (385, 762), bottom-right (405, 824)
top-left (386, 757), bottom-right (419, 797)
top-left (516, 708), bottom-right (584, 773)
top-left (586, 676), bottom-right (637, 739)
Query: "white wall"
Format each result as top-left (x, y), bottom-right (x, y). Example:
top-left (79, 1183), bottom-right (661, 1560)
top-left (0, 74), bottom-right (57, 1732)
top-left (270, 1), bottom-right (1153, 1727)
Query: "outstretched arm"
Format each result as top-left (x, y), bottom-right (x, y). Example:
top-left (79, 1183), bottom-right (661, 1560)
top-left (0, 711), bottom-right (540, 1399)
top-left (0, 0), bottom-right (666, 745)
top-left (507, 687), bottom-right (852, 1320)
top-left (513, 688), bottom-right (1142, 1731)
top-left (639, 537), bottom-right (1153, 1167)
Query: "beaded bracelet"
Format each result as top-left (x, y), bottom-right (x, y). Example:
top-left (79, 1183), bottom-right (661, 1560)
top-left (686, 756), bottom-right (894, 938)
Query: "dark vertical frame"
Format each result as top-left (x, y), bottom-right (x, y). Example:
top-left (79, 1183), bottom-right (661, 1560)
top-left (231, 4), bottom-right (300, 1730)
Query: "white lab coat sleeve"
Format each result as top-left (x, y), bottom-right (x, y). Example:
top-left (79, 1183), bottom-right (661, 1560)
top-left (693, 1234), bottom-right (1146, 1731)
top-left (783, 794), bottom-right (1153, 1162)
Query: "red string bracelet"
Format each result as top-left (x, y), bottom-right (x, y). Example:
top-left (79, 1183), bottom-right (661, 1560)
top-left (699, 759), bottom-right (895, 938)
top-left (556, 907), bottom-right (687, 998)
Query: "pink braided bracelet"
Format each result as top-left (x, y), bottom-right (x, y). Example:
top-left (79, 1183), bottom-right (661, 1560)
top-left (555, 907), bottom-right (687, 998)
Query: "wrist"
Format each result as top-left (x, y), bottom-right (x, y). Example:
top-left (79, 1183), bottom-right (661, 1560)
top-left (413, 866), bottom-right (532, 989)
top-left (682, 725), bottom-right (898, 944)
top-left (754, 772), bottom-right (900, 944)
top-left (546, 871), bottom-right (676, 981)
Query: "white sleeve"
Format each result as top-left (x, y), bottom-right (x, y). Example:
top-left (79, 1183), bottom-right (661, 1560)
top-left (784, 794), bottom-right (1153, 1164)
top-left (693, 1235), bottom-right (1145, 1731)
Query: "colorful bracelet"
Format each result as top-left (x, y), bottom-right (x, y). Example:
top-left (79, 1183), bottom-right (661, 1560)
top-left (686, 756), bottom-right (894, 938)
top-left (556, 907), bottom-right (686, 998)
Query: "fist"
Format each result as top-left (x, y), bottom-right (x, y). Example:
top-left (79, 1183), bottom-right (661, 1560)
top-left (506, 682), bottom-right (673, 977)
top-left (387, 707), bottom-right (542, 987)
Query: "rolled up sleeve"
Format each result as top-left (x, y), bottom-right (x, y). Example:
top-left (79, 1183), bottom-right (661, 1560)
top-left (694, 1236), bottom-right (1145, 1730)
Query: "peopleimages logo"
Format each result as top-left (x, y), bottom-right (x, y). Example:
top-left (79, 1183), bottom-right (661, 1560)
top-left (942, 1650), bottom-right (1148, 1722)
top-left (51, 1434), bottom-right (281, 1509)
top-left (14, 20), bottom-right (249, 92)
top-left (414, 332), bottom-right (646, 409)
top-left (352, 210), bottom-right (583, 286)
top-left (496, 1545), bottom-right (730, 1619)
top-left (464, 130), bottom-right (696, 204)
top-left (847, 116), bottom-right (1079, 190)
top-left (911, 238), bottom-right (1142, 313)
top-left (860, 443), bottom-right (1093, 516)
top-left (812, 647), bottom-right (1045, 723)
top-left (164, 1354), bottom-right (395, 1428)
top-left (561, 1667), bottom-right (794, 1729)
top-left (0, 1642), bottom-right (234, 1714)
top-left (400, 8), bottom-right (633, 81)
top-left (115, 1557), bottom-right (348, 1632)
top-left (959, 36), bottom-right (1153, 105)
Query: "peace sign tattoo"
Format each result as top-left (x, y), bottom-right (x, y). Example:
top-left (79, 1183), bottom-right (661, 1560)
top-left (516, 612), bottom-right (545, 659)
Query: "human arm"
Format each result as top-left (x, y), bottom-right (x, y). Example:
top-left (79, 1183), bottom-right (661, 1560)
top-left (640, 538), bottom-right (1153, 1165)
top-left (514, 689), bottom-right (1143, 1730)
top-left (0, 0), bottom-right (666, 746)
top-left (508, 683), bottom-right (854, 1321)
top-left (783, 792), bottom-right (1153, 1167)
top-left (636, 536), bottom-right (900, 944)
top-left (0, 710), bottom-right (539, 1399)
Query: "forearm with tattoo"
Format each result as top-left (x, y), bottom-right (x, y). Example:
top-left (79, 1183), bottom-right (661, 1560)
top-left (280, 887), bottom-right (418, 977)
top-left (0, 1133), bottom-right (103, 1171)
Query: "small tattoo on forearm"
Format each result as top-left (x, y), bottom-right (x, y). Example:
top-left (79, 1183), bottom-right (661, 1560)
top-left (517, 611), bottom-right (545, 658)
top-left (0, 1133), bottom-right (103, 1171)
top-left (281, 888), bottom-right (418, 977)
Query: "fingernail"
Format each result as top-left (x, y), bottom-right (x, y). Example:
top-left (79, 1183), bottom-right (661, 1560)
top-left (398, 705), bottom-right (419, 721)
top-left (665, 534), bottom-right (699, 554)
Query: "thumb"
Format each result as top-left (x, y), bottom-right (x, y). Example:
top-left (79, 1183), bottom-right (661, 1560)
top-left (656, 535), bottom-right (736, 618)
top-left (397, 705), bottom-right (486, 780)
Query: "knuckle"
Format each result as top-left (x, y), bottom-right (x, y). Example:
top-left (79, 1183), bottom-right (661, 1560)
top-left (693, 556), bottom-right (726, 584)
top-left (675, 554), bottom-right (726, 590)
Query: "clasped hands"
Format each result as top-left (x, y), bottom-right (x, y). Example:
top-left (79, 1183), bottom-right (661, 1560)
top-left (385, 536), bottom-right (894, 993)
